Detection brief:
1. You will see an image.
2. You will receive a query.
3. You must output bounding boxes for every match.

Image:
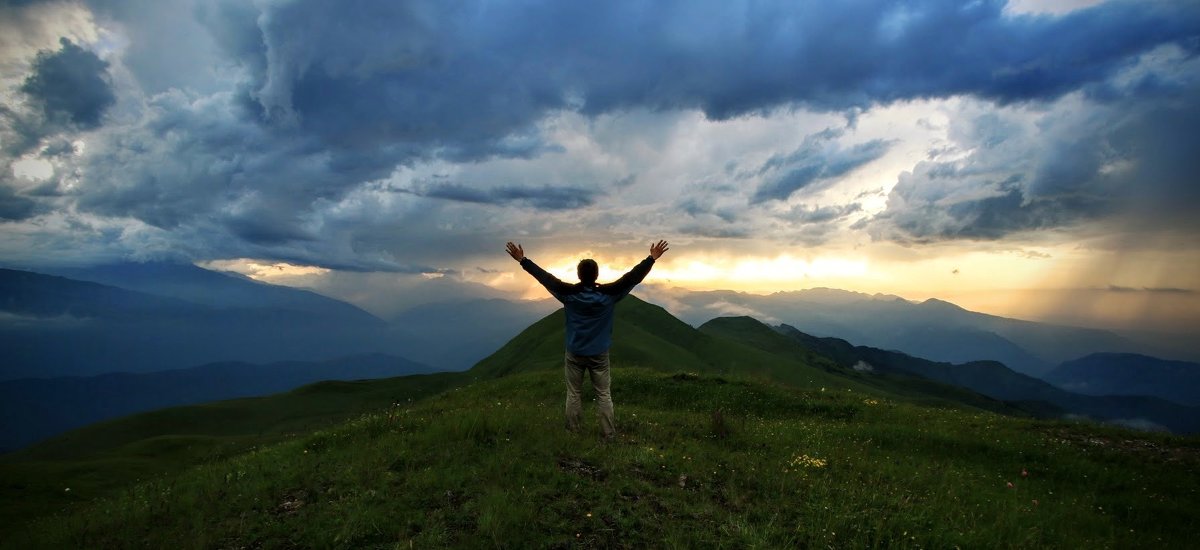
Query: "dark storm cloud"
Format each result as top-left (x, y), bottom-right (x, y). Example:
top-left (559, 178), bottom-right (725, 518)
top-left (20, 38), bottom-right (114, 129)
top-left (202, 0), bottom-right (1200, 154)
top-left (878, 184), bottom-right (1107, 242)
top-left (0, 184), bottom-right (38, 221)
top-left (676, 223), bottom-right (753, 239)
top-left (752, 133), bottom-right (892, 203)
top-left (400, 182), bottom-right (601, 211)
top-left (787, 203), bottom-right (863, 225)
top-left (5, 0), bottom-right (1200, 268)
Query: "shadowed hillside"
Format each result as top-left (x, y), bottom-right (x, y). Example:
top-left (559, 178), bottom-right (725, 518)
top-left (5, 368), bottom-right (1198, 548)
top-left (1045, 353), bottom-right (1200, 406)
top-left (774, 324), bottom-right (1200, 434)
top-left (0, 353), bottom-right (438, 451)
top-left (3, 295), bottom-right (1198, 548)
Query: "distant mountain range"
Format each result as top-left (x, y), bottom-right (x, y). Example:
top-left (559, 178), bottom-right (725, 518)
top-left (1045, 353), bottom-right (1200, 407)
top-left (640, 286), bottom-right (1159, 377)
top-left (0, 263), bottom-right (554, 378)
top-left (0, 267), bottom-right (390, 379)
top-left (475, 296), bottom-right (1200, 433)
top-left (772, 324), bottom-right (1198, 433)
top-left (3, 262), bottom-right (1197, 450)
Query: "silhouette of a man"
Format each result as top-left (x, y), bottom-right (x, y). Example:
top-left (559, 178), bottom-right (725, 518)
top-left (506, 240), bottom-right (669, 439)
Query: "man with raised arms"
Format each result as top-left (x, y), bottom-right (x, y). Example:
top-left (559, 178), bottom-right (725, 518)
top-left (506, 240), bottom-right (670, 439)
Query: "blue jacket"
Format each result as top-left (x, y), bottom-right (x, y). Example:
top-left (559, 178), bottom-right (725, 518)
top-left (520, 256), bottom-right (656, 356)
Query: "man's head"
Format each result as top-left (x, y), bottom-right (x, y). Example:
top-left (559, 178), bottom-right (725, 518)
top-left (577, 259), bottom-right (598, 285)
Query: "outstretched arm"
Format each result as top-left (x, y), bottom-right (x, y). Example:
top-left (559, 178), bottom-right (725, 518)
top-left (603, 240), bottom-right (669, 299)
top-left (507, 241), bottom-right (573, 301)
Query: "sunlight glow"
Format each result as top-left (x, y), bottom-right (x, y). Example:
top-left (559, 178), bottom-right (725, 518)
top-left (198, 259), bottom-right (330, 282)
top-left (12, 157), bottom-right (54, 182)
top-left (522, 253), bottom-right (870, 295)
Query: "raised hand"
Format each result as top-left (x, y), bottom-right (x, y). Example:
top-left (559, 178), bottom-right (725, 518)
top-left (506, 242), bottom-right (525, 262)
top-left (650, 239), bottom-right (669, 260)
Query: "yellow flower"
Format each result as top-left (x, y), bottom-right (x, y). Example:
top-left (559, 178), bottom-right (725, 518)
top-left (789, 453), bottom-right (828, 469)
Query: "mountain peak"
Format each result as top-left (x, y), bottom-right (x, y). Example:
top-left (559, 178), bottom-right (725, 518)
top-left (919, 297), bottom-right (965, 311)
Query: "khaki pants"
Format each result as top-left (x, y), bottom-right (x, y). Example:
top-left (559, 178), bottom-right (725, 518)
top-left (564, 351), bottom-right (615, 438)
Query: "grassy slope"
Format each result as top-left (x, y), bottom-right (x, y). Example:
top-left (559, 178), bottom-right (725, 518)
top-left (0, 296), bottom-right (1057, 529)
top-left (700, 316), bottom-right (1046, 417)
top-left (7, 368), bottom-right (1198, 548)
top-left (0, 372), bottom-right (466, 527)
top-left (4, 295), bottom-right (1198, 546)
top-left (476, 297), bottom-right (873, 395)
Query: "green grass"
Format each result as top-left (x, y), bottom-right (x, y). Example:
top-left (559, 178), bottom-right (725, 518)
top-left (7, 368), bottom-right (1197, 548)
top-left (3, 296), bottom-right (1197, 547)
top-left (0, 371), bottom-right (467, 526)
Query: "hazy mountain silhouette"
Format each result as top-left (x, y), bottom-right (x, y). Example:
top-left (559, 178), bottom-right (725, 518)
top-left (43, 262), bottom-right (558, 371)
top-left (0, 268), bottom-right (390, 379)
top-left (1045, 353), bottom-right (1200, 406)
top-left (44, 262), bottom-right (382, 324)
top-left (4, 263), bottom-right (1193, 435)
top-left (0, 265), bottom-right (559, 379)
top-left (645, 287), bottom-right (1142, 376)
top-left (386, 297), bottom-right (558, 369)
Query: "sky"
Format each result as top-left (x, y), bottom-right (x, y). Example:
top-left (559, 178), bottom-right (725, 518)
top-left (1, 0), bottom-right (1199, 333)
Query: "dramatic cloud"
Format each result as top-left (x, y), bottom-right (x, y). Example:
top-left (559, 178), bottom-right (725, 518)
top-left (398, 182), bottom-right (602, 211)
top-left (0, 0), bottom-right (1197, 318)
top-left (752, 130), bottom-right (892, 203)
top-left (20, 37), bottom-right (114, 129)
top-left (870, 44), bottom-right (1200, 243)
top-left (0, 185), bottom-right (37, 221)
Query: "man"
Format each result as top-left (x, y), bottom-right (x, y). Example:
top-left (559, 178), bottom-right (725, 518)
top-left (506, 240), bottom-right (669, 439)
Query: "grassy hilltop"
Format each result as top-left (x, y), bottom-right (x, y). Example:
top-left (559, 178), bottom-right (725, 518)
top-left (3, 297), bottom-right (1198, 547)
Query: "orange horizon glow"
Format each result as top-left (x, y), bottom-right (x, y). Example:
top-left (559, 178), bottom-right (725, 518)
top-left (202, 244), bottom-right (1200, 334)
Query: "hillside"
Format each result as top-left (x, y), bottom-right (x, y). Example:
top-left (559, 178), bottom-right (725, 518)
top-left (774, 325), bottom-right (1200, 434)
top-left (0, 370), bottom-right (467, 526)
top-left (1045, 353), bottom-right (1200, 406)
top-left (0, 295), bottom-right (1033, 528)
top-left (0, 353), bottom-right (438, 451)
top-left (6, 368), bottom-right (1198, 548)
top-left (478, 297), bottom-right (899, 397)
top-left (699, 316), bottom-right (1048, 417)
top-left (4, 295), bottom-right (1198, 547)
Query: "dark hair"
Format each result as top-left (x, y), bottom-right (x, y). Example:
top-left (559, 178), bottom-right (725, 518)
top-left (577, 259), bottom-right (598, 285)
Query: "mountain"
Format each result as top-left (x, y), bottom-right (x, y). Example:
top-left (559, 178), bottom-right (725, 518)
top-left (0, 353), bottom-right (437, 452)
top-left (3, 295), bottom-right (1198, 547)
top-left (0, 268), bottom-right (394, 379)
top-left (773, 324), bottom-right (1200, 433)
top-left (43, 262), bottom-right (382, 324)
top-left (10, 262), bottom-right (557, 373)
top-left (472, 297), bottom-right (1042, 420)
top-left (1045, 353), bottom-right (1200, 406)
top-left (642, 286), bottom-right (1141, 376)
top-left (385, 297), bottom-right (559, 370)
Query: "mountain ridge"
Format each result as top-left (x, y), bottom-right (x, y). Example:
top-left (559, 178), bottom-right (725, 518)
top-left (1045, 352), bottom-right (1200, 406)
top-left (3, 294), bottom-right (1198, 546)
top-left (0, 352), bottom-right (438, 451)
top-left (773, 324), bottom-right (1200, 433)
